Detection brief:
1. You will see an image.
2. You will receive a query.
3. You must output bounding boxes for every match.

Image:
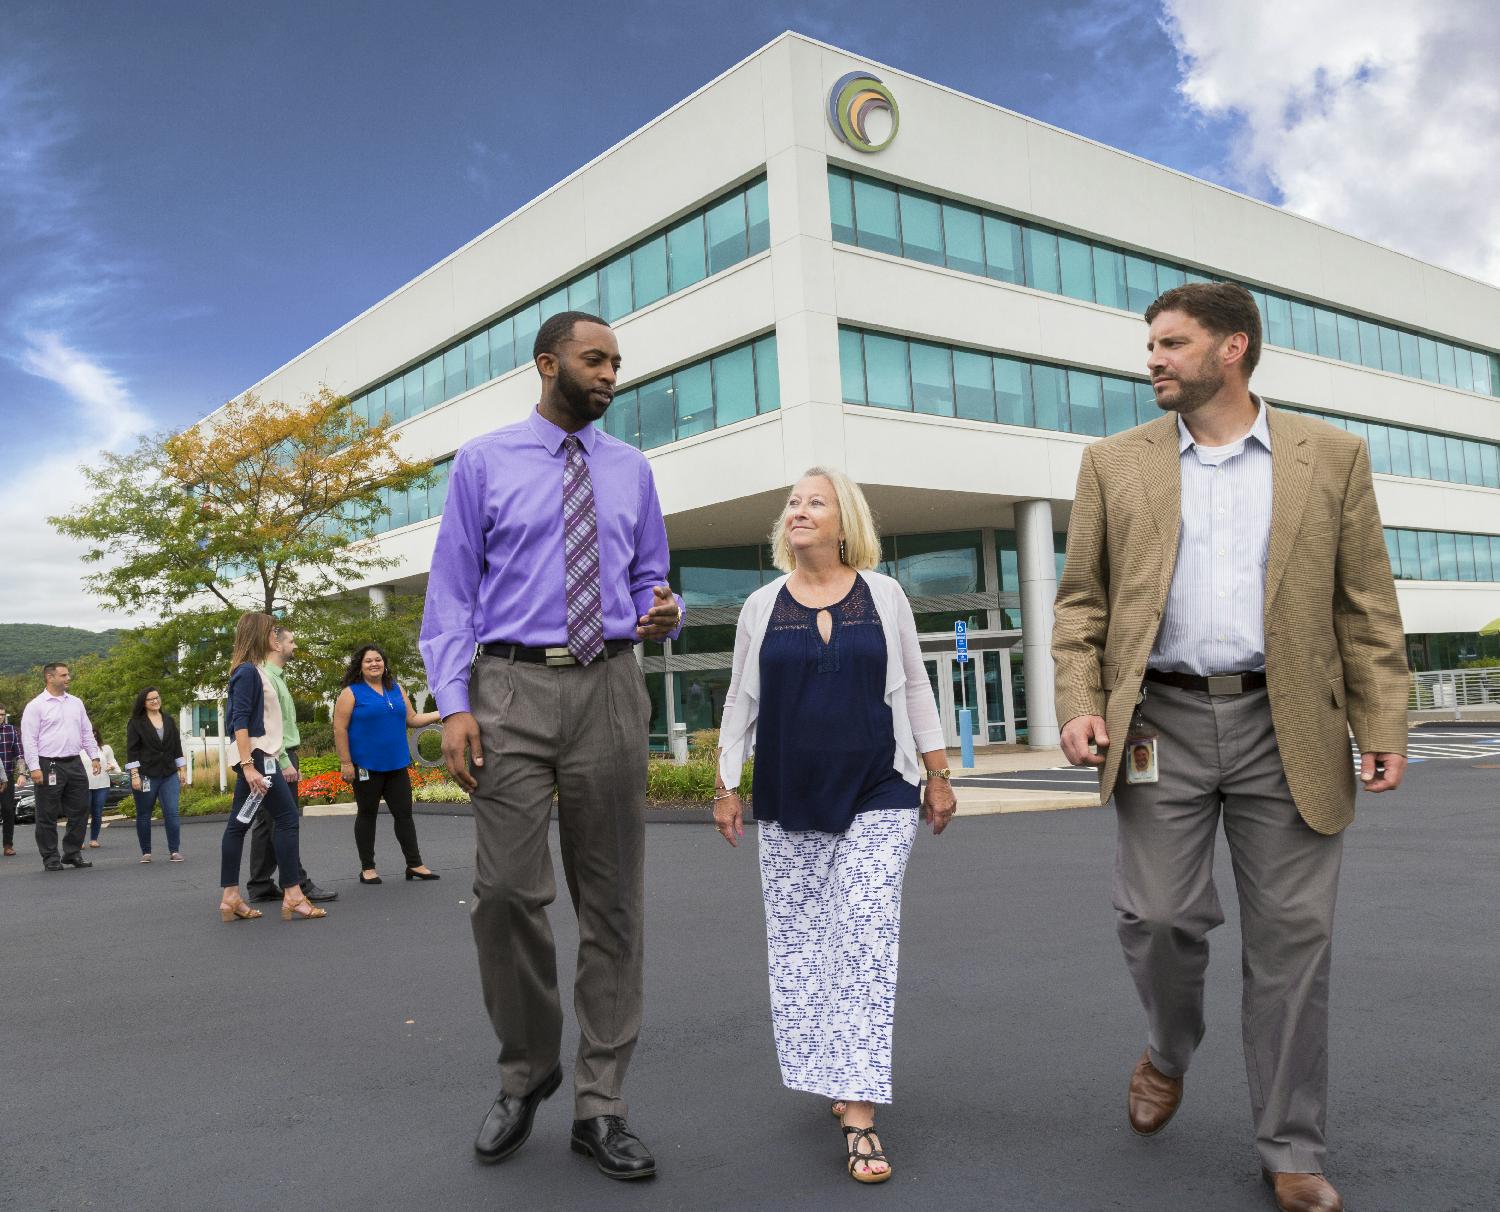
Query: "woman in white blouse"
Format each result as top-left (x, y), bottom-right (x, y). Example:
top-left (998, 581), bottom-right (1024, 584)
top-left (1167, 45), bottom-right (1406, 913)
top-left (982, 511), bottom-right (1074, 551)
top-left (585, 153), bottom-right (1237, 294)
top-left (85, 725), bottom-right (121, 847)
top-left (712, 466), bottom-right (957, 1185)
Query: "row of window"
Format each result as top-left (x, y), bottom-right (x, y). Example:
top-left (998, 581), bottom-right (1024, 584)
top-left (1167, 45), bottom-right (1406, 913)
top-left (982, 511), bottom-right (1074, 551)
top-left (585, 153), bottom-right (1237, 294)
top-left (828, 167), bottom-right (1499, 398)
top-left (838, 326), bottom-right (1500, 490)
top-left (1385, 528), bottom-right (1500, 583)
top-left (600, 335), bottom-right (780, 451)
top-left (372, 459), bottom-right (453, 535)
top-left (1282, 407), bottom-right (1500, 490)
top-left (346, 177), bottom-right (770, 430)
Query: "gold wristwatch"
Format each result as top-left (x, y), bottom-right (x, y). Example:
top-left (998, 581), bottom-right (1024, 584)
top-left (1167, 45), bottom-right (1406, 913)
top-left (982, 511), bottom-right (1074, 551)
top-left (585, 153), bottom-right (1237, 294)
top-left (927, 768), bottom-right (952, 780)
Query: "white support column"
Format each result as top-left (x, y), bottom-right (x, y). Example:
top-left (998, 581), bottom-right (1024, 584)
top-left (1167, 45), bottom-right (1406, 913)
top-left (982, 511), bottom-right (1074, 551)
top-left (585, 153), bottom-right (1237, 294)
top-left (369, 585), bottom-right (390, 618)
top-left (215, 699), bottom-right (228, 792)
top-left (1016, 500), bottom-right (1060, 748)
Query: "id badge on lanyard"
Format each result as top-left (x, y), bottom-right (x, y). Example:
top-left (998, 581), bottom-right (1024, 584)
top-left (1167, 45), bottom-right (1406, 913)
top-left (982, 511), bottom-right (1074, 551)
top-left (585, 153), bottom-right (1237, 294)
top-left (1124, 686), bottom-right (1160, 786)
top-left (263, 755), bottom-right (278, 777)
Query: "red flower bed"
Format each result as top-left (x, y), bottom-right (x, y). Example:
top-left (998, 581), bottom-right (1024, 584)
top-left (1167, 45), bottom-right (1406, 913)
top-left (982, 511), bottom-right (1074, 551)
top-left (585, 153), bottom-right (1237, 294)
top-left (297, 765), bottom-right (452, 805)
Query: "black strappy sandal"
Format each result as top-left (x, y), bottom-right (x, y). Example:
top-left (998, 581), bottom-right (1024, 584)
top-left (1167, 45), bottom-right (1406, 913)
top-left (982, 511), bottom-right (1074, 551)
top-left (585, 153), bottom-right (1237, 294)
top-left (842, 1124), bottom-right (892, 1184)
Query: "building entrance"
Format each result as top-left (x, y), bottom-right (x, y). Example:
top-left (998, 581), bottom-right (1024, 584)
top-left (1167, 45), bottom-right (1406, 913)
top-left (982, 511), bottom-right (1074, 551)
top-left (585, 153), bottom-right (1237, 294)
top-left (923, 650), bottom-right (1015, 747)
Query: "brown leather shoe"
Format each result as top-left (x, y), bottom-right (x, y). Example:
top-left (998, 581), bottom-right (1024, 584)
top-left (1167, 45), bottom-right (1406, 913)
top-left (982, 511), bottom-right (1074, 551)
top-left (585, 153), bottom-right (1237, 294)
top-left (1262, 1170), bottom-right (1343, 1212)
top-left (1126, 1050), bottom-right (1183, 1136)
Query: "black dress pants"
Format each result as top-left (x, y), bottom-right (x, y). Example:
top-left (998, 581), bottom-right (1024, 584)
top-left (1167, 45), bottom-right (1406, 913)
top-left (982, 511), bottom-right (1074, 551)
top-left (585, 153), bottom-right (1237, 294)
top-left (352, 768), bottom-right (422, 869)
top-left (1, 780), bottom-right (15, 847)
top-left (35, 756), bottom-right (89, 863)
top-left (247, 747), bottom-right (310, 896)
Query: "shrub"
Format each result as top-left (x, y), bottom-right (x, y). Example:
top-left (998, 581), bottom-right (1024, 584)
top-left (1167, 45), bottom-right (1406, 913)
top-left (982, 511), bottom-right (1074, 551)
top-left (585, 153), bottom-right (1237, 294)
top-left (297, 753), bottom-right (341, 776)
top-left (645, 756), bottom-right (751, 803)
top-left (688, 728), bottom-right (720, 760)
top-left (414, 780), bottom-right (470, 803)
top-left (298, 720), bottom-right (334, 757)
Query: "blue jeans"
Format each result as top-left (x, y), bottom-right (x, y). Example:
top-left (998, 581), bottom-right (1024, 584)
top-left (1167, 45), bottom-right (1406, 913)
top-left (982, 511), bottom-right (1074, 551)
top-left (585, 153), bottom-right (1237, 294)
top-left (133, 771), bottom-right (182, 854)
top-left (220, 754), bottom-right (300, 889)
top-left (89, 787), bottom-right (108, 840)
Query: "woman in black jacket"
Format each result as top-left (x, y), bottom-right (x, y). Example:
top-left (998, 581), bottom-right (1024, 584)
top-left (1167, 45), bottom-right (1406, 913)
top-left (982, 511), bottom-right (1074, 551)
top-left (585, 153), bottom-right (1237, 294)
top-left (217, 612), bottom-right (326, 923)
top-left (126, 687), bottom-right (187, 862)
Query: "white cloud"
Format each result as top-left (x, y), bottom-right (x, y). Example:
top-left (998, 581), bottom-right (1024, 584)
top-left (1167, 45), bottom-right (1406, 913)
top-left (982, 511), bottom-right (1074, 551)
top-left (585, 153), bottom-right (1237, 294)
top-left (19, 331), bottom-right (149, 443)
top-left (1162, 0), bottom-right (1500, 285)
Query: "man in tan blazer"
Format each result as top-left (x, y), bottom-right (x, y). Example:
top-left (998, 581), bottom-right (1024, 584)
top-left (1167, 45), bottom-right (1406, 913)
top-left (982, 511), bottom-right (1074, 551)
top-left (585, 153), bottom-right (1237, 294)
top-left (1053, 282), bottom-right (1408, 1212)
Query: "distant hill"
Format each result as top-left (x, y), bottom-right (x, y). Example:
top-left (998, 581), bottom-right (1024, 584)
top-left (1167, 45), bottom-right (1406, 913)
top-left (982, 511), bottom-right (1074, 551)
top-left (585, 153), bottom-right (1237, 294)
top-left (0, 624), bottom-right (120, 675)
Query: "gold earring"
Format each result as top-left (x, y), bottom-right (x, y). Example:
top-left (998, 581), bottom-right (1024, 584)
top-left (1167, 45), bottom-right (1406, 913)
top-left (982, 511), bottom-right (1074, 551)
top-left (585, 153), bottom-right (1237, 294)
top-left (839, 537), bottom-right (847, 563)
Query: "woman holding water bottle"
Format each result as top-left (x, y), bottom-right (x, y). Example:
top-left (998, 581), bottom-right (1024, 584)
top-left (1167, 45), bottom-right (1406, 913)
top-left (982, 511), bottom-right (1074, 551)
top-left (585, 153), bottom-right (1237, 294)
top-left (331, 644), bottom-right (440, 886)
top-left (217, 612), bottom-right (326, 922)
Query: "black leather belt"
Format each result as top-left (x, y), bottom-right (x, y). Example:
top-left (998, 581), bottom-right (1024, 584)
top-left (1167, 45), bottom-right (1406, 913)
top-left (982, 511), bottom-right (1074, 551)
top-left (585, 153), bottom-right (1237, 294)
top-left (1145, 669), bottom-right (1267, 695)
top-left (480, 639), bottom-right (635, 666)
top-left (40, 755), bottom-right (82, 763)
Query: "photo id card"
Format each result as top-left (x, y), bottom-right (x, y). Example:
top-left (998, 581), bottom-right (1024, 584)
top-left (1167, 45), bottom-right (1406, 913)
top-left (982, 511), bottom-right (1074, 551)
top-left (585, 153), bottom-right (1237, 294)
top-left (263, 755), bottom-right (278, 776)
top-left (1125, 736), bottom-right (1159, 785)
top-left (141, 777), bottom-right (151, 792)
top-left (47, 769), bottom-right (57, 786)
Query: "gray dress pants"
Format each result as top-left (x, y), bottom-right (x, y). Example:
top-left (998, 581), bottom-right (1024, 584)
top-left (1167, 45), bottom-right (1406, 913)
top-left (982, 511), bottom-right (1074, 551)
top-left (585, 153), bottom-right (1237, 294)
top-left (468, 649), bottom-right (649, 1119)
top-left (1112, 682), bottom-right (1344, 1174)
top-left (35, 756), bottom-right (90, 863)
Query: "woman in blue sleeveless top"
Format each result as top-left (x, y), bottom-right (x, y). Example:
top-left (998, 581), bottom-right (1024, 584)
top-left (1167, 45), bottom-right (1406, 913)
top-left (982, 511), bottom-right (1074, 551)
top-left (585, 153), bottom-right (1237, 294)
top-left (332, 645), bottom-right (441, 885)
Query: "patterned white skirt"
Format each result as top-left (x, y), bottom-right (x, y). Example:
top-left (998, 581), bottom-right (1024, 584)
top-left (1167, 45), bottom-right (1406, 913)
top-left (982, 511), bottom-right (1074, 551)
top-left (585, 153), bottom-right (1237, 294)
top-left (757, 809), bottom-right (918, 1104)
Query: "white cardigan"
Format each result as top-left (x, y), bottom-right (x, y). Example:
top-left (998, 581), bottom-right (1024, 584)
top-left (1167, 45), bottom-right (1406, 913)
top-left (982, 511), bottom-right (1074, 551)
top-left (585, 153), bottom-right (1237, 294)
top-left (717, 570), bottom-right (946, 791)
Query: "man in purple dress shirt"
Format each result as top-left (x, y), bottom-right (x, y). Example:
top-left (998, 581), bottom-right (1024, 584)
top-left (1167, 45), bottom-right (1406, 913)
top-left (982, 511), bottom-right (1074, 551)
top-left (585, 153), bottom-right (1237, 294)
top-left (421, 310), bottom-right (682, 1182)
top-left (20, 663), bottom-right (102, 871)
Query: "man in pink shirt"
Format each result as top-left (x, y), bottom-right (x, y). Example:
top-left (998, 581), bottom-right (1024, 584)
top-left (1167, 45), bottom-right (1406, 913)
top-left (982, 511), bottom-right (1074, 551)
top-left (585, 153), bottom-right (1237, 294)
top-left (20, 662), bottom-right (101, 871)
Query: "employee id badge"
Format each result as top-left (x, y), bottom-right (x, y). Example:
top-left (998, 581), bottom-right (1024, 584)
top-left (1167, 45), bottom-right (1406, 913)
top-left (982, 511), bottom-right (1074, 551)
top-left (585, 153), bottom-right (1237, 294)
top-left (263, 755), bottom-right (278, 776)
top-left (141, 777), bottom-right (151, 792)
top-left (357, 767), bottom-right (370, 782)
top-left (1124, 688), bottom-right (1160, 785)
top-left (47, 769), bottom-right (57, 786)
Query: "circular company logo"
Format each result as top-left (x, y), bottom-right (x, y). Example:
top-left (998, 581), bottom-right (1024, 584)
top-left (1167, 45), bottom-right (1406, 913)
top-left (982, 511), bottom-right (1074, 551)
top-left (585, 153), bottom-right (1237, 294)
top-left (827, 70), bottom-right (899, 153)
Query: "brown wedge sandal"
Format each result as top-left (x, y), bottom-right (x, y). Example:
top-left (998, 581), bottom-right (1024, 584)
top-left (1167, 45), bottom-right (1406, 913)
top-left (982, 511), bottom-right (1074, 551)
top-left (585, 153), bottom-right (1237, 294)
top-left (281, 896), bottom-right (327, 921)
top-left (842, 1124), bottom-right (892, 1184)
top-left (220, 898), bottom-right (263, 922)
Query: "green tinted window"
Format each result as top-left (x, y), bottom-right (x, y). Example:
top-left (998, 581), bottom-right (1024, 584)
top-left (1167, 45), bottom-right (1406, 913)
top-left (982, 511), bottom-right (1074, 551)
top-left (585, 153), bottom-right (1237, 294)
top-left (464, 330), bottom-right (489, 388)
top-left (953, 349), bottom-right (994, 421)
top-left (864, 332), bottom-right (911, 409)
top-left (567, 271), bottom-right (599, 316)
top-left (423, 355), bottom-right (445, 411)
top-left (711, 345), bottom-right (756, 427)
top-left (667, 213), bottom-right (707, 291)
top-left (1024, 227), bottom-right (1060, 293)
top-left (1379, 326), bottom-right (1401, 373)
top-left (443, 347), bottom-right (466, 401)
top-left (705, 192), bottom-right (748, 275)
top-left (1289, 300), bottom-right (1318, 353)
top-left (898, 190), bottom-right (944, 266)
top-left (630, 235), bottom-right (668, 310)
top-left (1093, 246), bottom-right (1126, 309)
top-left (1155, 263), bottom-right (1185, 293)
top-left (983, 215), bottom-right (1025, 284)
top-left (604, 389), bottom-right (638, 446)
top-left (1058, 234), bottom-right (1095, 301)
top-left (745, 177), bottom-right (770, 254)
top-left (598, 253), bottom-right (632, 322)
top-left (1314, 308), bottom-right (1340, 358)
top-left (1124, 255), bottom-right (1156, 313)
top-left (910, 342), bottom-right (954, 416)
top-left (637, 378), bottom-right (674, 449)
top-left (852, 176), bottom-right (901, 256)
top-left (1265, 294), bottom-right (1292, 347)
top-left (1067, 370), bottom-right (1104, 436)
top-left (839, 328), bottom-right (866, 403)
top-left (1031, 364), bottom-right (1069, 431)
top-left (942, 202), bottom-right (985, 275)
top-left (995, 357), bottom-right (1032, 426)
top-left (754, 337), bottom-right (780, 412)
top-left (674, 362), bottom-right (713, 438)
top-left (1103, 375), bottom-right (1136, 434)
top-left (828, 168), bottom-right (856, 244)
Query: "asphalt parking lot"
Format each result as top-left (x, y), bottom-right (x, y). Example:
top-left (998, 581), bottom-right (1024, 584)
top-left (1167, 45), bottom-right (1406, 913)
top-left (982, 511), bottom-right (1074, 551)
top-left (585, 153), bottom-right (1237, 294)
top-left (2, 751), bottom-right (1496, 1211)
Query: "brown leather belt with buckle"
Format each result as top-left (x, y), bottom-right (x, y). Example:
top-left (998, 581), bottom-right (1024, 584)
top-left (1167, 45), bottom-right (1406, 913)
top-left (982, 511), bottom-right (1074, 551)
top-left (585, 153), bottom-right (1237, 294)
top-left (1144, 669), bottom-right (1267, 695)
top-left (480, 639), bottom-right (635, 666)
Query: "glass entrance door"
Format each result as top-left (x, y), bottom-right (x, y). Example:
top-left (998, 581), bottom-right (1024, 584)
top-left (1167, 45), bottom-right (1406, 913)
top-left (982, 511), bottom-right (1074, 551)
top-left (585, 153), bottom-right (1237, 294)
top-left (923, 653), bottom-right (997, 747)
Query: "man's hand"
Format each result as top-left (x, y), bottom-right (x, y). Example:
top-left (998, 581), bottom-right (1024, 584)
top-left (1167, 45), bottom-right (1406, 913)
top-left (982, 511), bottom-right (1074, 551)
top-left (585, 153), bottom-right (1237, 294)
top-left (1060, 715), bottom-right (1109, 767)
top-left (283, 765), bottom-right (300, 784)
top-left (91, 758), bottom-right (101, 776)
top-left (30, 768), bottom-right (43, 785)
top-left (442, 711), bottom-right (484, 792)
top-left (1359, 752), bottom-right (1406, 793)
top-left (636, 584), bottom-right (681, 641)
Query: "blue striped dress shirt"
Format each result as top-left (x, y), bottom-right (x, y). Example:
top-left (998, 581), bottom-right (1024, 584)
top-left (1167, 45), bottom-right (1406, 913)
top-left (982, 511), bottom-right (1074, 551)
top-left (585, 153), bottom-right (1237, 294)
top-left (1149, 397), bottom-right (1274, 676)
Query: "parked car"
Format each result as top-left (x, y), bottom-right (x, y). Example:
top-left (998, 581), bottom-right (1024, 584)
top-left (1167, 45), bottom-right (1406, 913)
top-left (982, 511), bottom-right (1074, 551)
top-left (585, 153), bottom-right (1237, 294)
top-left (11, 770), bottom-right (131, 825)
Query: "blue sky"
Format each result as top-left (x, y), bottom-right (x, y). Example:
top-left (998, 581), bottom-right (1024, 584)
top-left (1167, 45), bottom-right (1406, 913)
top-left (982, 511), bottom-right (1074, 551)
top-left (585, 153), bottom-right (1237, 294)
top-left (3, 0), bottom-right (1494, 627)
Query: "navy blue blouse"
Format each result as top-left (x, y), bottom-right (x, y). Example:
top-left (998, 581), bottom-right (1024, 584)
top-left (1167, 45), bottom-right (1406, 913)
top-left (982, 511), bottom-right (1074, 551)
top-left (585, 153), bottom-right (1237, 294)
top-left (225, 662), bottom-right (265, 740)
top-left (751, 575), bottom-right (919, 834)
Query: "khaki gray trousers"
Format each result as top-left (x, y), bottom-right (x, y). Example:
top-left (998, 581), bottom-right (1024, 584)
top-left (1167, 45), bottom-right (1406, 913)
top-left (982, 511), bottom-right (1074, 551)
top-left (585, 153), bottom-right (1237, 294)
top-left (468, 649), bottom-right (649, 1119)
top-left (1112, 683), bottom-right (1344, 1174)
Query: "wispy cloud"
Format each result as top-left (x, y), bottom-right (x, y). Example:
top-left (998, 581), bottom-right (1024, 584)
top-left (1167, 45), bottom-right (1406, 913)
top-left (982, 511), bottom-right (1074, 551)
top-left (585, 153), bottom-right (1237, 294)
top-left (0, 47), bottom-right (149, 630)
top-left (1162, 0), bottom-right (1500, 285)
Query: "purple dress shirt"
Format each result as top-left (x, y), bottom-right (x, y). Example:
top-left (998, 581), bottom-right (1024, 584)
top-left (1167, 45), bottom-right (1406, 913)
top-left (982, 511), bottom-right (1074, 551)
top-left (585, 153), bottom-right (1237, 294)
top-left (20, 690), bottom-right (101, 772)
top-left (420, 409), bottom-right (682, 718)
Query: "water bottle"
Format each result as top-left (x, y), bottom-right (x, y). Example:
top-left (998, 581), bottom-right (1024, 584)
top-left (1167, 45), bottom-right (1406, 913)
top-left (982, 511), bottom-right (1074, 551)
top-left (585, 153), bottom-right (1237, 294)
top-left (236, 785), bottom-right (266, 824)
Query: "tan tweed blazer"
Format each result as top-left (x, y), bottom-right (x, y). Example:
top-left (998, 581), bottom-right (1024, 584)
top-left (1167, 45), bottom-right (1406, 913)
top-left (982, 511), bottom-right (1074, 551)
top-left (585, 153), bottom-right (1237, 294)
top-left (1052, 406), bottom-right (1408, 835)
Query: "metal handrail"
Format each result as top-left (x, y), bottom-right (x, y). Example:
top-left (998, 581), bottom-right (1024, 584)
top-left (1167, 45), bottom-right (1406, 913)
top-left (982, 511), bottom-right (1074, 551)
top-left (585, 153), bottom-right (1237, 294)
top-left (1409, 668), bottom-right (1500, 718)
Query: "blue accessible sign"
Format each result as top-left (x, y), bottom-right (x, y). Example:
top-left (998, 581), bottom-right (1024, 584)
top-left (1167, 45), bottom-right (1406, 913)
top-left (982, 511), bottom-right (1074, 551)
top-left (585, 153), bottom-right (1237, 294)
top-left (954, 619), bottom-right (969, 663)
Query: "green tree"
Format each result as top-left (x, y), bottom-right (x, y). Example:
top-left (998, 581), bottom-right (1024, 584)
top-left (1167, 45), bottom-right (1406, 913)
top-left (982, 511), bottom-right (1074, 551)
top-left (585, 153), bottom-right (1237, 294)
top-left (51, 387), bottom-right (431, 619)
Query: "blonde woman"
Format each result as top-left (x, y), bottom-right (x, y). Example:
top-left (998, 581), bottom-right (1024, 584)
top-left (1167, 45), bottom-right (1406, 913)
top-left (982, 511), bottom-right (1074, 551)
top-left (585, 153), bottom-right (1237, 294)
top-left (713, 467), bottom-right (957, 1184)
top-left (217, 612), bottom-right (326, 922)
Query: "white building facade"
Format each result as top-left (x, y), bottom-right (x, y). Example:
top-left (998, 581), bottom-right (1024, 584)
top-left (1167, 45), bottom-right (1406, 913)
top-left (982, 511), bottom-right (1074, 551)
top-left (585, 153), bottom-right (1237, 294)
top-left (214, 33), bottom-right (1500, 750)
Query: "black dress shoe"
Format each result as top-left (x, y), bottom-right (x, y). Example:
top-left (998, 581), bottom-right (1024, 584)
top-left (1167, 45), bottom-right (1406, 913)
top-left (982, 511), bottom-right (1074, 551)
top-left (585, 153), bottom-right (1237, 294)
top-left (43, 859), bottom-right (64, 872)
top-left (474, 1065), bottom-right (562, 1164)
top-left (405, 867), bottom-right (440, 881)
top-left (570, 1115), bottom-right (657, 1180)
top-left (60, 855), bottom-right (93, 869)
top-left (248, 886), bottom-right (282, 903)
top-left (302, 883), bottom-right (338, 902)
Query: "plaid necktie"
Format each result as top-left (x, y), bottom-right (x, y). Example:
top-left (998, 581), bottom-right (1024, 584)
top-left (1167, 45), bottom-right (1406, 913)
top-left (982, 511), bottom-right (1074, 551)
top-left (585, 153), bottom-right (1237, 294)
top-left (562, 435), bottom-right (605, 664)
